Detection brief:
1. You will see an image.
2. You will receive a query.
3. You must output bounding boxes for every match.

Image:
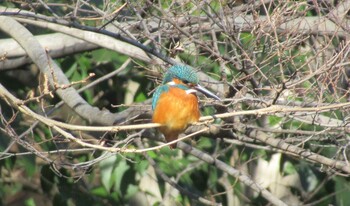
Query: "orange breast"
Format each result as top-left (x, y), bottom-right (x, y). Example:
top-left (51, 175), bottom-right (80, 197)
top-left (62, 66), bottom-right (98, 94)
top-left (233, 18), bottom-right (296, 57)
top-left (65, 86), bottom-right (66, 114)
top-left (152, 87), bottom-right (200, 146)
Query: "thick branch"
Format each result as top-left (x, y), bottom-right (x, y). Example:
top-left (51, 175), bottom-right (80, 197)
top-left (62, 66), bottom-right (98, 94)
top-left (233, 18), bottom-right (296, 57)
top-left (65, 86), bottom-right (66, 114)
top-left (0, 33), bottom-right (99, 70)
top-left (0, 16), bottom-right (117, 125)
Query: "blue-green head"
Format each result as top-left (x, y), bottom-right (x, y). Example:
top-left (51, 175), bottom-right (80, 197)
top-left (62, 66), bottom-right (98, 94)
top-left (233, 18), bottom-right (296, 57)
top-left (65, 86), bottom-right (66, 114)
top-left (162, 65), bottom-right (199, 85)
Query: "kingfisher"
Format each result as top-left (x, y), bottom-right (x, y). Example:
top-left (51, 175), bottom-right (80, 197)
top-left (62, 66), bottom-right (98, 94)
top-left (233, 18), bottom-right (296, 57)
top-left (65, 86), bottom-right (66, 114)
top-left (152, 65), bottom-right (220, 148)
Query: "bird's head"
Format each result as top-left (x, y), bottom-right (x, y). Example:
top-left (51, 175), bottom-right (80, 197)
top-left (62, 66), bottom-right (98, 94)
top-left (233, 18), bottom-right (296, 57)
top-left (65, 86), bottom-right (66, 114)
top-left (162, 65), bottom-right (221, 100)
top-left (162, 65), bottom-right (199, 85)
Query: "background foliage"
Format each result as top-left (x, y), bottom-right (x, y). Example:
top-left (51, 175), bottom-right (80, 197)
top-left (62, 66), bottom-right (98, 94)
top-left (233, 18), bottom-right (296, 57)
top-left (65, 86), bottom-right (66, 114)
top-left (1, 0), bottom-right (350, 205)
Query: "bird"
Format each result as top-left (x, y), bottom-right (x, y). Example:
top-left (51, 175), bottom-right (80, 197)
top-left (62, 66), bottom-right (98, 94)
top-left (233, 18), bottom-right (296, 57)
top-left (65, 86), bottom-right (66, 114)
top-left (152, 65), bottom-right (220, 148)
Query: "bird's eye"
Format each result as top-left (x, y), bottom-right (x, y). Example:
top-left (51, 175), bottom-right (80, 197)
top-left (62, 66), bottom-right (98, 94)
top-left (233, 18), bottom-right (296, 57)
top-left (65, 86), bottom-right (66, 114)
top-left (183, 80), bottom-right (189, 84)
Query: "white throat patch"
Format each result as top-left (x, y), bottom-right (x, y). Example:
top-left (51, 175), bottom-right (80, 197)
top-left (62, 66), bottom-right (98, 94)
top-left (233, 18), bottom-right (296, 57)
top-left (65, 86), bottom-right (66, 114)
top-left (166, 81), bottom-right (196, 94)
top-left (186, 89), bottom-right (197, 94)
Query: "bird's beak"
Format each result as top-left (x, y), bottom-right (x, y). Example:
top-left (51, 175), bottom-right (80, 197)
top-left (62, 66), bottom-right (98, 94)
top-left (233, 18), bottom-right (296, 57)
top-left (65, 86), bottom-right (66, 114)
top-left (194, 84), bottom-right (221, 101)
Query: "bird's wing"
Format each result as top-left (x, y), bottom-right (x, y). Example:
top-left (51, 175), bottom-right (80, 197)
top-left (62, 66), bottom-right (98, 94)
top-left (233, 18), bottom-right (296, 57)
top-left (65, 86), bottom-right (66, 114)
top-left (152, 84), bottom-right (169, 110)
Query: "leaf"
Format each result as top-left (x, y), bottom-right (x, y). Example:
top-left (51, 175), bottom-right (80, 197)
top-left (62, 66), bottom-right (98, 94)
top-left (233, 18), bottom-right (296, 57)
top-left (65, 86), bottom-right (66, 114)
top-left (254, 153), bottom-right (302, 204)
top-left (125, 184), bottom-right (138, 199)
top-left (268, 115), bottom-right (283, 127)
top-left (90, 186), bottom-right (108, 197)
top-left (40, 164), bottom-right (55, 193)
top-left (335, 176), bottom-right (350, 206)
top-left (147, 151), bottom-right (157, 159)
top-left (20, 155), bottom-right (36, 177)
top-left (77, 55), bottom-right (91, 72)
top-left (197, 137), bottom-right (213, 149)
top-left (64, 62), bottom-right (78, 79)
top-left (91, 49), bottom-right (128, 64)
top-left (113, 159), bottom-right (130, 192)
top-left (99, 155), bottom-right (117, 192)
top-left (135, 92), bottom-right (147, 102)
top-left (298, 163), bottom-right (318, 192)
top-left (283, 161), bottom-right (297, 175)
top-left (24, 198), bottom-right (36, 206)
top-left (135, 160), bottom-right (149, 174)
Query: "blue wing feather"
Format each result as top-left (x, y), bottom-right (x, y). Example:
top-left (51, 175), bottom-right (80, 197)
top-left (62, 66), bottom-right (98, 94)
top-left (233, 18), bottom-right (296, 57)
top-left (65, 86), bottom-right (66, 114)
top-left (152, 85), bottom-right (169, 110)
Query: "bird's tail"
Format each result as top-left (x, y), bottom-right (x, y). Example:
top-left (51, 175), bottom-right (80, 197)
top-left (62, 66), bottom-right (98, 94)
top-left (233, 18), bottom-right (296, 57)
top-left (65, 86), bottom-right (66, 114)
top-left (164, 133), bottom-right (179, 149)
